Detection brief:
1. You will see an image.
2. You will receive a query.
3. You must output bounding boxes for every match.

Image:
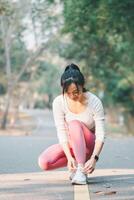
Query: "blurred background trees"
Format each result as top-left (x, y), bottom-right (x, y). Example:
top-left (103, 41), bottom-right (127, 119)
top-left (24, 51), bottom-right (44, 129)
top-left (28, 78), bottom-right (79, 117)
top-left (0, 0), bottom-right (133, 134)
top-left (61, 0), bottom-right (134, 133)
top-left (0, 0), bottom-right (63, 128)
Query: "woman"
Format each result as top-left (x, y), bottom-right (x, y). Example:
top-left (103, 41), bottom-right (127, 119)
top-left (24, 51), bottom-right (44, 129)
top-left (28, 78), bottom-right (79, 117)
top-left (38, 63), bottom-right (106, 185)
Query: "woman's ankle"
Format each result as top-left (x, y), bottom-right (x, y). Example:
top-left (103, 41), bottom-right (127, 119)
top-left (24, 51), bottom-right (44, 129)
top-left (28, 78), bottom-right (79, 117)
top-left (78, 163), bottom-right (84, 167)
top-left (77, 163), bottom-right (85, 172)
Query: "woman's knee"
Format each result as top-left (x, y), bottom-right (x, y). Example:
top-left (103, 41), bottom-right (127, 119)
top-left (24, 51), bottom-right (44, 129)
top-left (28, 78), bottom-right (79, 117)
top-left (38, 155), bottom-right (49, 170)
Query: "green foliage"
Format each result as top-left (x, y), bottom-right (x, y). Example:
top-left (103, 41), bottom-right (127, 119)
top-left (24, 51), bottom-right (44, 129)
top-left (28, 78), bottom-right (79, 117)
top-left (62, 0), bottom-right (134, 115)
top-left (37, 61), bottom-right (60, 94)
top-left (0, 0), bottom-right (14, 16)
top-left (0, 83), bottom-right (6, 95)
top-left (33, 61), bottom-right (61, 107)
top-left (11, 39), bottom-right (29, 74)
top-left (0, 40), bottom-right (5, 70)
top-left (34, 100), bottom-right (46, 109)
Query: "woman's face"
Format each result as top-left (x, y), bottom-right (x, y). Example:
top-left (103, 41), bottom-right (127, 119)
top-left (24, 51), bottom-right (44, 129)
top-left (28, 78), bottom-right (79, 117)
top-left (65, 83), bottom-right (83, 101)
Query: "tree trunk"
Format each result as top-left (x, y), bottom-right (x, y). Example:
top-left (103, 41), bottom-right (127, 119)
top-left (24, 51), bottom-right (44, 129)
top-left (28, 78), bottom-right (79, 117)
top-left (0, 15), bottom-right (12, 129)
top-left (1, 92), bottom-right (11, 129)
top-left (124, 112), bottom-right (134, 135)
top-left (47, 93), bottom-right (53, 109)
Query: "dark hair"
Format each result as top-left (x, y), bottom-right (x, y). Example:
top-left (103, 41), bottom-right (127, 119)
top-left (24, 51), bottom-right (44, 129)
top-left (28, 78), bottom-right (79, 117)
top-left (60, 63), bottom-right (87, 94)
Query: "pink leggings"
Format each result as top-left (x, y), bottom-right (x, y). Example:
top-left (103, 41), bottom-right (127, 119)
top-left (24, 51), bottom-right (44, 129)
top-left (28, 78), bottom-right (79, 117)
top-left (38, 120), bottom-right (95, 170)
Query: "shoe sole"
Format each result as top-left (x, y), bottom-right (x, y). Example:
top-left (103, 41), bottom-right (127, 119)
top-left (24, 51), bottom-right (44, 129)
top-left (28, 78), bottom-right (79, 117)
top-left (69, 174), bottom-right (75, 181)
top-left (71, 180), bottom-right (87, 185)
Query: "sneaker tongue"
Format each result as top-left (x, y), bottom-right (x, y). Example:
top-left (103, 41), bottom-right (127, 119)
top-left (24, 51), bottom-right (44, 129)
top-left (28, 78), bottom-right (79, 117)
top-left (78, 164), bottom-right (84, 168)
top-left (77, 166), bottom-right (84, 172)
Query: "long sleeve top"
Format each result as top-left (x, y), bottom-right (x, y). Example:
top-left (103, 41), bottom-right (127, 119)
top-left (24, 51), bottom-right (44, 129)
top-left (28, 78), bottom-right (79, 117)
top-left (52, 91), bottom-right (106, 144)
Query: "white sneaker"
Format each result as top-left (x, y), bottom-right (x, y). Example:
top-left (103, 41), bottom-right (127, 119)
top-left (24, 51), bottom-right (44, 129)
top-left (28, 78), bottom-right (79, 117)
top-left (69, 171), bottom-right (76, 180)
top-left (71, 167), bottom-right (87, 185)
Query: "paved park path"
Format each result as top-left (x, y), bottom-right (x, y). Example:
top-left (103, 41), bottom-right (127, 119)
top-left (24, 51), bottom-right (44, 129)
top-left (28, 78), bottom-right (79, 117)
top-left (0, 109), bottom-right (134, 200)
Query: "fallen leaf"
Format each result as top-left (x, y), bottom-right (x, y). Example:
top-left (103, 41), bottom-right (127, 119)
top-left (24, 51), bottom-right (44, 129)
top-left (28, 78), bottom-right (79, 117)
top-left (94, 190), bottom-right (117, 196)
top-left (94, 191), bottom-right (105, 195)
top-left (104, 191), bottom-right (117, 195)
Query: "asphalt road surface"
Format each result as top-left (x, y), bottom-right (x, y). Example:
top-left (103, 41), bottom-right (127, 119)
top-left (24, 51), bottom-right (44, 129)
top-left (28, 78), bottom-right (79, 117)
top-left (0, 109), bottom-right (134, 174)
top-left (0, 109), bottom-right (134, 200)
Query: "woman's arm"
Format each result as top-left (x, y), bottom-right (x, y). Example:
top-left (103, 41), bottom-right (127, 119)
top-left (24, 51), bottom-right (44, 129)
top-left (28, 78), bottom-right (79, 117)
top-left (52, 96), bottom-right (68, 144)
top-left (91, 140), bottom-right (104, 159)
top-left (62, 142), bottom-right (77, 171)
top-left (84, 96), bottom-right (106, 173)
top-left (84, 140), bottom-right (104, 174)
top-left (61, 142), bottom-right (72, 159)
top-left (52, 96), bottom-right (77, 171)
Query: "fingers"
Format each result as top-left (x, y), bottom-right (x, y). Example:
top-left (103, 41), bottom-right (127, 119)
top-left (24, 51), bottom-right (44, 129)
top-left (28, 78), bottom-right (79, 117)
top-left (68, 159), bottom-right (95, 174)
top-left (71, 162), bottom-right (77, 171)
top-left (84, 163), bottom-right (95, 174)
top-left (72, 160), bottom-right (77, 168)
top-left (68, 162), bottom-right (73, 170)
top-left (84, 159), bottom-right (96, 174)
top-left (84, 161), bottom-right (90, 171)
top-left (68, 160), bottom-right (77, 171)
top-left (71, 158), bottom-right (77, 168)
top-left (86, 167), bottom-right (95, 174)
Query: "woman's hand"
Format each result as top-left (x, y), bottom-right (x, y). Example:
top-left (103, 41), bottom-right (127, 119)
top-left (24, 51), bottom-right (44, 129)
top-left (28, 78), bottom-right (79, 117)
top-left (67, 156), bottom-right (77, 172)
top-left (84, 157), bottom-right (96, 174)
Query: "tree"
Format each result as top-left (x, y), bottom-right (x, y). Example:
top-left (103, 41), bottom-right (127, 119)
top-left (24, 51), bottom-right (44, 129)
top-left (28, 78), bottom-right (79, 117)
top-left (0, 0), bottom-right (61, 129)
top-left (61, 0), bottom-right (134, 133)
top-left (36, 61), bottom-right (61, 108)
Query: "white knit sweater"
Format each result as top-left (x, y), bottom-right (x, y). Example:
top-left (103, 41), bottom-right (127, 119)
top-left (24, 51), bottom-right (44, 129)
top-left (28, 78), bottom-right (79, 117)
top-left (52, 91), bottom-right (106, 144)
